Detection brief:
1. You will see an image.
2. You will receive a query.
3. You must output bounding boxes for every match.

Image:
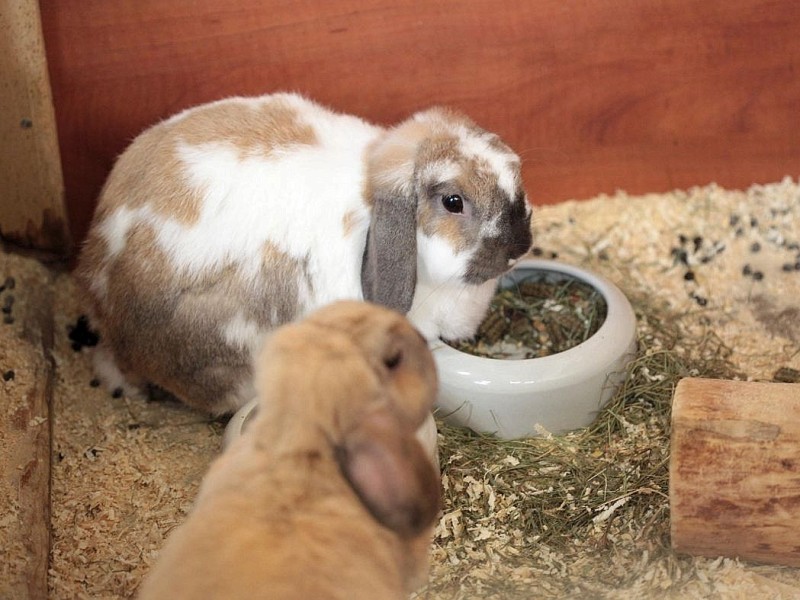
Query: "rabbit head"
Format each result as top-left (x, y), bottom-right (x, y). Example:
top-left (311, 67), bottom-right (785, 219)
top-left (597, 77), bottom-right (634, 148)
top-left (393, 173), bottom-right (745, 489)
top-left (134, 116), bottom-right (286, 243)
top-left (254, 300), bottom-right (441, 537)
top-left (361, 107), bottom-right (533, 330)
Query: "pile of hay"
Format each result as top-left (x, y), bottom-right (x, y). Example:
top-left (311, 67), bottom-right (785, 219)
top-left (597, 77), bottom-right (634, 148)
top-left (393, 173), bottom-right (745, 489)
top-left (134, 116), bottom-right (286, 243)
top-left (425, 297), bottom-right (740, 598)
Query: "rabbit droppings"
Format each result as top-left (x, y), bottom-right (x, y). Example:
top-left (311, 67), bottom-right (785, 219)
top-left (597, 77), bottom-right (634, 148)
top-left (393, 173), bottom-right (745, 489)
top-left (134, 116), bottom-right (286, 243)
top-left (76, 93), bottom-right (533, 414)
top-left (136, 301), bottom-right (441, 600)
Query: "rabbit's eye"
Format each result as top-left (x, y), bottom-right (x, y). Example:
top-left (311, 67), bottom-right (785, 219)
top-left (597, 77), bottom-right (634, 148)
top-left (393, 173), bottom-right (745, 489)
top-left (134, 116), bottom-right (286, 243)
top-left (384, 350), bottom-right (402, 370)
top-left (442, 194), bottom-right (464, 214)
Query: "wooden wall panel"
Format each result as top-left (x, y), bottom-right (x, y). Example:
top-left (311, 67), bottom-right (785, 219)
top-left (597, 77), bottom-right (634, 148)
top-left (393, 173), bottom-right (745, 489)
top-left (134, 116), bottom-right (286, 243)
top-left (39, 0), bottom-right (800, 252)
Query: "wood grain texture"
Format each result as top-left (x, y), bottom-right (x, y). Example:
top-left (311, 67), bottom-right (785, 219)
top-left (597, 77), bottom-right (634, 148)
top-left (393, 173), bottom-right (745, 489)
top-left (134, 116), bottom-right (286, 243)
top-left (0, 264), bottom-right (54, 599)
top-left (39, 0), bottom-right (800, 252)
top-left (0, 0), bottom-right (69, 253)
top-left (670, 377), bottom-right (800, 568)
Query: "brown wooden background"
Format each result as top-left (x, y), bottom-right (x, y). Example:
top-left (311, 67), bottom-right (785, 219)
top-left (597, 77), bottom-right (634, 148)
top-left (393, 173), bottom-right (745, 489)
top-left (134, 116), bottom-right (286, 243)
top-left (39, 0), bottom-right (800, 252)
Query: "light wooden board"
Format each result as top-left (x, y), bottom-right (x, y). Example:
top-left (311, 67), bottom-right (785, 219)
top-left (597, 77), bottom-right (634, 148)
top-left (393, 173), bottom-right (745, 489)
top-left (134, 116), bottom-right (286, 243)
top-left (0, 0), bottom-right (69, 254)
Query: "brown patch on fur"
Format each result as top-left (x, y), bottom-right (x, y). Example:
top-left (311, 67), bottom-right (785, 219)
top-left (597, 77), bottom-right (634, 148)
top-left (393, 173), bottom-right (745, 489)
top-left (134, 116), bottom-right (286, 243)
top-left (256, 241), bottom-right (311, 326)
top-left (89, 226), bottom-right (312, 413)
top-left (74, 228), bottom-right (112, 308)
top-left (364, 119), bottom-right (436, 207)
top-left (175, 96), bottom-right (317, 156)
top-left (97, 125), bottom-right (207, 225)
top-left (94, 96), bottom-right (317, 227)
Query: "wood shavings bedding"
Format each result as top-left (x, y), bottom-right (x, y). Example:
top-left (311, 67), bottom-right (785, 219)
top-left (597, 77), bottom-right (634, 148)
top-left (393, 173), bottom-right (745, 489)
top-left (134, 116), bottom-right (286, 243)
top-left (1, 177), bottom-right (798, 599)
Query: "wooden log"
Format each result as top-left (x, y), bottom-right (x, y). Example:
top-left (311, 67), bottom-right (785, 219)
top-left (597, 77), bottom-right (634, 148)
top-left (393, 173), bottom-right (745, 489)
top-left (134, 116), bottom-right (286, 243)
top-left (670, 377), bottom-right (800, 567)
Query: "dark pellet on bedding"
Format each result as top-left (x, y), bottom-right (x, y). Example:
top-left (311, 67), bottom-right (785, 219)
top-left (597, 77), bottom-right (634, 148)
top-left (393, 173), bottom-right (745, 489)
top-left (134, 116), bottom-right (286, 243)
top-left (684, 270), bottom-right (696, 281)
top-left (2, 276), bottom-right (15, 290)
top-left (729, 214), bottom-right (740, 227)
top-left (68, 315), bottom-right (99, 351)
top-left (3, 370), bottom-right (14, 381)
top-left (742, 264), bottom-right (753, 276)
top-left (127, 423), bottom-right (141, 430)
top-left (532, 247), bottom-right (543, 256)
top-left (693, 236), bottom-right (703, 251)
top-left (750, 217), bottom-right (759, 227)
top-left (783, 263), bottom-right (796, 272)
top-left (90, 378), bottom-right (101, 387)
top-left (689, 292), bottom-right (707, 306)
top-left (111, 387), bottom-right (123, 399)
top-left (3, 315), bottom-right (13, 325)
top-left (671, 248), bottom-right (689, 265)
top-left (2, 295), bottom-right (14, 313)
top-left (750, 242), bottom-right (761, 253)
top-left (678, 234), bottom-right (688, 245)
top-left (752, 271), bottom-right (764, 281)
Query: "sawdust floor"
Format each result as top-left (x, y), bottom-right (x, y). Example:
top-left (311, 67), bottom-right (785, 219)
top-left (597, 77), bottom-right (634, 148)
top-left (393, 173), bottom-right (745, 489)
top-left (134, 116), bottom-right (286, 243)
top-left (2, 178), bottom-right (800, 599)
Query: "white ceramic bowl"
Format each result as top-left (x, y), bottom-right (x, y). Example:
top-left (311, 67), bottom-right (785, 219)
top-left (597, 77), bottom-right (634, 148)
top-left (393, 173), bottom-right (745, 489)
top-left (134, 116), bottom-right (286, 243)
top-left (223, 399), bottom-right (440, 468)
top-left (431, 258), bottom-right (637, 439)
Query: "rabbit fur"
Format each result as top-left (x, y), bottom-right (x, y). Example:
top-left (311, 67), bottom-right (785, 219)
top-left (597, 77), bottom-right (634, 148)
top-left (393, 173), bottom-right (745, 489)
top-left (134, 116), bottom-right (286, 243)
top-left (136, 300), bottom-right (441, 600)
top-left (76, 92), bottom-right (533, 413)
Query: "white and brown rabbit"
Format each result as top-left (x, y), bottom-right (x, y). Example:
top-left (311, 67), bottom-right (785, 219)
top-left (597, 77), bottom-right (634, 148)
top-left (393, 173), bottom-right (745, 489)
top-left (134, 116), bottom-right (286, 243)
top-left (136, 301), bottom-right (441, 600)
top-left (76, 93), bottom-right (533, 413)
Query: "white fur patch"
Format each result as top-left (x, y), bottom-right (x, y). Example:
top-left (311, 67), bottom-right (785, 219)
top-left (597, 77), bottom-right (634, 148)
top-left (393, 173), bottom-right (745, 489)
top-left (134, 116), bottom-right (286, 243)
top-left (409, 277), bottom-right (497, 341)
top-left (415, 232), bottom-right (472, 285)
top-left (420, 160), bottom-right (461, 186)
top-left (97, 206), bottom-right (136, 258)
top-left (411, 230), bottom-right (497, 340)
top-left (221, 312), bottom-right (262, 350)
top-left (458, 133), bottom-right (519, 199)
top-left (481, 213), bottom-right (502, 237)
top-left (92, 344), bottom-right (143, 398)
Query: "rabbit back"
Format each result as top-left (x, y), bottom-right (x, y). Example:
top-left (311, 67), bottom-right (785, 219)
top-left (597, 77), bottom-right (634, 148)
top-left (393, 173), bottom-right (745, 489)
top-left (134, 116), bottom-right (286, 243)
top-left (77, 94), bottom-right (381, 412)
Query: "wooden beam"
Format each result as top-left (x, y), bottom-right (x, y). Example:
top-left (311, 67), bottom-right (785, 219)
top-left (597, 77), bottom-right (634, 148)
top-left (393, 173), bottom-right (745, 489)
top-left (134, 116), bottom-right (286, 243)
top-left (0, 0), bottom-right (70, 254)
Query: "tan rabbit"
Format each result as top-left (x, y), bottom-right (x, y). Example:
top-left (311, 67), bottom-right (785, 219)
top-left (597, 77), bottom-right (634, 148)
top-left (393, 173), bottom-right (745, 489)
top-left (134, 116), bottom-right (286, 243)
top-left (137, 301), bottom-right (441, 600)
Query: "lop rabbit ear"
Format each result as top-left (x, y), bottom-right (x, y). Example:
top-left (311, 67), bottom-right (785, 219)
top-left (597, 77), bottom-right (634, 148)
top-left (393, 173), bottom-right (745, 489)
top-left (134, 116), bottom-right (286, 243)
top-left (360, 189), bottom-right (418, 315)
top-left (337, 406), bottom-right (441, 537)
